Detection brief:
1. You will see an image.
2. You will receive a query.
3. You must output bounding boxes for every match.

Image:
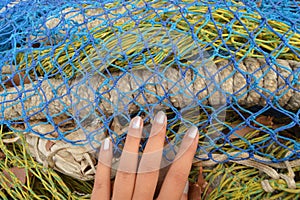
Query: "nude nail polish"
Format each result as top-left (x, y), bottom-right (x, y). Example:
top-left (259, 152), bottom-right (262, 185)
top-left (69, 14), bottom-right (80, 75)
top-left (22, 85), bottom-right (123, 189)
top-left (131, 116), bottom-right (141, 129)
top-left (154, 111), bottom-right (165, 124)
top-left (103, 138), bottom-right (110, 151)
top-left (188, 126), bottom-right (198, 138)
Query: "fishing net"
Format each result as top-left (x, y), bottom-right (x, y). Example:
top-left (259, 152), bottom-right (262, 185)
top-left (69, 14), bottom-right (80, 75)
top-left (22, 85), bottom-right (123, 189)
top-left (0, 0), bottom-right (300, 199)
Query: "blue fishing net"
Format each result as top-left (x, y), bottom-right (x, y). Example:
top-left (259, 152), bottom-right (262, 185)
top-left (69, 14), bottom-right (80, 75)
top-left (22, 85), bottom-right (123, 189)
top-left (0, 0), bottom-right (299, 166)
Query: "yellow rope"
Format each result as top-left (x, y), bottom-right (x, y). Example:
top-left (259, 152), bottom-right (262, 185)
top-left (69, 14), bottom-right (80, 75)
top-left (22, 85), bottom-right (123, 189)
top-left (14, 1), bottom-right (299, 78)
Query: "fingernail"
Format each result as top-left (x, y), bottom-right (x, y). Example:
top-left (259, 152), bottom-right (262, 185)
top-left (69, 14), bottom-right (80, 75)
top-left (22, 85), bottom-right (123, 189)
top-left (183, 180), bottom-right (189, 194)
top-left (131, 116), bottom-right (141, 129)
top-left (103, 138), bottom-right (110, 151)
top-left (187, 126), bottom-right (198, 139)
top-left (154, 111), bottom-right (165, 124)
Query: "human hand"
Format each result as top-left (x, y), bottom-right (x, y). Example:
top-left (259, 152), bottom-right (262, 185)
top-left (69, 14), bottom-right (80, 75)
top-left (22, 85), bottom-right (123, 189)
top-left (91, 111), bottom-right (199, 200)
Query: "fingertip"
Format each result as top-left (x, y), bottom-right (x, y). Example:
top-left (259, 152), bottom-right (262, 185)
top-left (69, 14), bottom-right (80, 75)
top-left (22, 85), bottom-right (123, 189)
top-left (182, 126), bottom-right (199, 146)
top-left (154, 111), bottom-right (167, 125)
top-left (177, 126), bottom-right (199, 157)
top-left (103, 137), bottom-right (110, 151)
top-left (98, 138), bottom-right (113, 167)
top-left (150, 111), bottom-right (167, 136)
top-left (130, 116), bottom-right (143, 129)
top-left (187, 126), bottom-right (198, 139)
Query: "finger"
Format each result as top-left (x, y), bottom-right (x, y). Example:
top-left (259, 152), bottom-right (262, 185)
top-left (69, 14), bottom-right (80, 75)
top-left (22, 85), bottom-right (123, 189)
top-left (157, 126), bottom-right (198, 200)
top-left (132, 111), bottom-right (167, 200)
top-left (91, 138), bottom-right (113, 200)
top-left (112, 116), bottom-right (143, 200)
top-left (180, 181), bottom-right (189, 200)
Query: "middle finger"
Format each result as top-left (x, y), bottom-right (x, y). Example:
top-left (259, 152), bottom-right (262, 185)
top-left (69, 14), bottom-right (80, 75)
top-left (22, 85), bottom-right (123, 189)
top-left (132, 111), bottom-right (167, 200)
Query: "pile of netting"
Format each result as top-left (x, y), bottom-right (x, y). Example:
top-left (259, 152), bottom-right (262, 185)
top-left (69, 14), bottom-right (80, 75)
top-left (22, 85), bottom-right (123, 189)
top-left (0, 0), bottom-right (300, 199)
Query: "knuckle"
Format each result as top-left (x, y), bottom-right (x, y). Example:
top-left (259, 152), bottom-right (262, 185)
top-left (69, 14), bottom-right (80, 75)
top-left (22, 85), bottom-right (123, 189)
top-left (117, 171), bottom-right (135, 182)
top-left (93, 179), bottom-right (107, 191)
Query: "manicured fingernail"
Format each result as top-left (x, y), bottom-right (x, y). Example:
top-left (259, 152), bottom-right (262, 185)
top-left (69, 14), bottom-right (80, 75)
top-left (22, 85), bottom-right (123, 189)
top-left (103, 138), bottom-right (110, 151)
top-left (131, 116), bottom-right (141, 129)
top-left (183, 180), bottom-right (189, 194)
top-left (154, 111), bottom-right (165, 124)
top-left (187, 126), bottom-right (198, 139)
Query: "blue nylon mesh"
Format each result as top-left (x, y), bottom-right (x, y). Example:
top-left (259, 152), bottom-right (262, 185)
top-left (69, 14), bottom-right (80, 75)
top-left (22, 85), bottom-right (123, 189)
top-left (0, 0), bottom-right (300, 164)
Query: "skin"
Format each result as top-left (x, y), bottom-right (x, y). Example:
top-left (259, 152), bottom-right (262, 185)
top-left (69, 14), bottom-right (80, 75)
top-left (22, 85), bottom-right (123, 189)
top-left (91, 111), bottom-right (199, 200)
